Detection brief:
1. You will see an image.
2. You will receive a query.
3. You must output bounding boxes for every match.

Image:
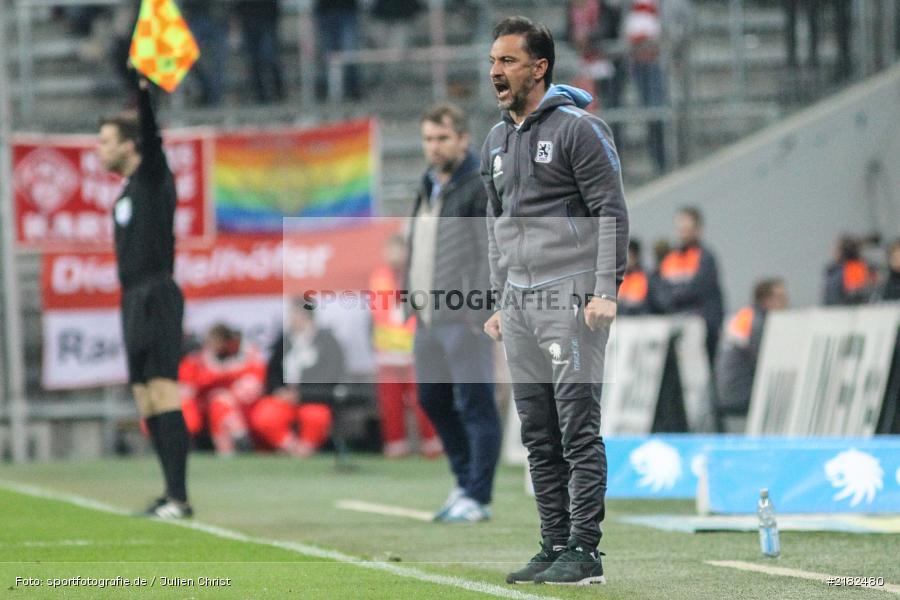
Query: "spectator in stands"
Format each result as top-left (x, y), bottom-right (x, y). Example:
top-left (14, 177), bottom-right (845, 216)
top-left (109, 4), bottom-right (140, 103)
top-left (714, 278), bottom-right (788, 432)
top-left (823, 235), bottom-right (877, 306)
top-left (235, 0), bottom-right (286, 103)
top-left (369, 234), bottom-right (442, 458)
top-left (566, 0), bottom-right (626, 145)
top-left (182, 0), bottom-right (229, 106)
top-left (784, 0), bottom-right (821, 72)
top-left (409, 103), bottom-right (501, 522)
top-left (370, 0), bottom-right (425, 51)
top-left (264, 299), bottom-right (343, 456)
top-left (58, 5), bottom-right (106, 38)
top-left (178, 323), bottom-right (264, 455)
top-left (314, 0), bottom-right (362, 100)
top-left (619, 239), bottom-right (650, 315)
top-left (646, 238), bottom-right (672, 314)
top-left (783, 0), bottom-right (852, 82)
top-left (660, 207), bottom-right (725, 365)
top-left (624, 0), bottom-right (667, 173)
top-left (875, 239), bottom-right (900, 302)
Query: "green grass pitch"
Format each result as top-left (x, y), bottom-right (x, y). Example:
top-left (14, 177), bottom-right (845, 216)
top-left (1, 454), bottom-right (897, 599)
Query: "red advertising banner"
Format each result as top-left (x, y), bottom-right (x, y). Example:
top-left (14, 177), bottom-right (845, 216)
top-left (13, 130), bottom-right (214, 250)
top-left (42, 221), bottom-right (401, 310)
top-left (41, 220), bottom-right (401, 389)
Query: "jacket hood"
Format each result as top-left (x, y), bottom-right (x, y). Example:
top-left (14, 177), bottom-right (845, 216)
top-left (501, 84), bottom-right (593, 128)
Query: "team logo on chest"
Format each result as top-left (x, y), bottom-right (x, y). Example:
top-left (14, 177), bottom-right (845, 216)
top-left (535, 141), bottom-right (553, 163)
top-left (492, 154), bottom-right (503, 179)
top-left (114, 196), bottom-right (132, 226)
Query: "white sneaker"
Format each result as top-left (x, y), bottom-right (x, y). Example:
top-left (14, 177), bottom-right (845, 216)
top-left (443, 496), bottom-right (491, 523)
top-left (432, 486), bottom-right (465, 522)
top-left (150, 500), bottom-right (194, 519)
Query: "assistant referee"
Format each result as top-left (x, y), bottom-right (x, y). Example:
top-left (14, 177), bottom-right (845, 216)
top-left (98, 76), bottom-right (192, 519)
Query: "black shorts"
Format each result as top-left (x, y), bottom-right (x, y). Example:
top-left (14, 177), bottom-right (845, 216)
top-left (121, 275), bottom-right (184, 385)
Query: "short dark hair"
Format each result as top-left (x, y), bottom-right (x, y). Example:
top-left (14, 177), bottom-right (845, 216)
top-left (754, 278), bottom-right (784, 305)
top-left (492, 16), bottom-right (555, 86)
top-left (838, 235), bottom-right (860, 261)
top-left (678, 206), bottom-right (704, 227)
top-left (99, 112), bottom-right (141, 151)
top-left (628, 239), bottom-right (641, 257)
top-left (207, 322), bottom-right (239, 341)
top-left (421, 103), bottom-right (469, 135)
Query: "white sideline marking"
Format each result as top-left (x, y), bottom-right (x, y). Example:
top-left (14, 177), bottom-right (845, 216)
top-left (0, 480), bottom-right (561, 600)
top-left (706, 560), bottom-right (900, 595)
top-left (336, 499), bottom-right (434, 522)
top-left (13, 539), bottom-right (157, 548)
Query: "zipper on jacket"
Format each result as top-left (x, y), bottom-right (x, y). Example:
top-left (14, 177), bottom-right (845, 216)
top-left (566, 200), bottom-right (582, 247)
top-left (511, 131), bottom-right (529, 284)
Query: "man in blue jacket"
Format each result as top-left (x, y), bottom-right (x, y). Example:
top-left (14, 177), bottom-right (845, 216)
top-left (481, 16), bottom-right (628, 586)
top-left (409, 104), bottom-right (501, 523)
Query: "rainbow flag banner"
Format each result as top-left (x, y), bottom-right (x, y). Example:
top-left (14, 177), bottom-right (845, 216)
top-left (214, 119), bottom-right (378, 231)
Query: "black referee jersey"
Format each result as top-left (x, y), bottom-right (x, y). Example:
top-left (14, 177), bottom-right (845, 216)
top-left (113, 86), bottom-right (177, 288)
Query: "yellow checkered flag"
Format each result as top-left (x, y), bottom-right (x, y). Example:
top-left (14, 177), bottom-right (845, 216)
top-left (129, 0), bottom-right (200, 92)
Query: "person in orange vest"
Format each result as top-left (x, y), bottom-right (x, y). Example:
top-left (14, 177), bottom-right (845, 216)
top-left (619, 240), bottom-right (649, 316)
top-left (823, 235), bottom-right (877, 305)
top-left (714, 278), bottom-right (788, 431)
top-left (369, 234), bottom-right (441, 458)
top-left (660, 207), bottom-right (725, 364)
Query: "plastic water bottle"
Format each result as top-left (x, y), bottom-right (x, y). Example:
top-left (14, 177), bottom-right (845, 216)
top-left (757, 488), bottom-right (781, 558)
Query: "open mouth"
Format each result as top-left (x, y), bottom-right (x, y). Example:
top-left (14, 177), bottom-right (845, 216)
top-left (493, 80), bottom-right (510, 100)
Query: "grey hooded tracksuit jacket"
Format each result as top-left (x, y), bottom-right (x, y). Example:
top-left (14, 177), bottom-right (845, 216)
top-left (480, 85), bottom-right (628, 549)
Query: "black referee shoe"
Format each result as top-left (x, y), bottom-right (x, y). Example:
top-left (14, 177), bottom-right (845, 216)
top-left (505, 540), bottom-right (565, 584)
top-left (533, 544), bottom-right (605, 585)
top-left (138, 496), bottom-right (168, 517)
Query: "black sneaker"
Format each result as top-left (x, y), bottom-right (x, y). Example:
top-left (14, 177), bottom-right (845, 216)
top-left (505, 540), bottom-right (566, 584)
top-left (533, 543), bottom-right (605, 585)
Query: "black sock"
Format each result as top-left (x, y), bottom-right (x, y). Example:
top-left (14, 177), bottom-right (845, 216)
top-left (155, 410), bottom-right (190, 503)
top-left (145, 415), bottom-right (169, 498)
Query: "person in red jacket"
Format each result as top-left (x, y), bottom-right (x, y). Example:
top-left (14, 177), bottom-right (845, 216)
top-left (369, 234), bottom-right (441, 458)
top-left (180, 323), bottom-right (329, 457)
top-left (179, 323), bottom-right (263, 455)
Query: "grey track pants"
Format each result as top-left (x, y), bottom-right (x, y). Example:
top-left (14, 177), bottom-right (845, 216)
top-left (500, 272), bottom-right (609, 549)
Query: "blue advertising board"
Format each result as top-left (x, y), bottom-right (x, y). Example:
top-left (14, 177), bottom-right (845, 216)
top-left (605, 435), bottom-right (900, 514)
top-left (704, 440), bottom-right (900, 514)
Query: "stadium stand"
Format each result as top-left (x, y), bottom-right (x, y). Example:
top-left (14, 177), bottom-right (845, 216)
top-left (1, 0), bottom-right (898, 458)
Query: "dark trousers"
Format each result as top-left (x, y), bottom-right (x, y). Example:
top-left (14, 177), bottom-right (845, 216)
top-left (316, 10), bottom-right (362, 100)
top-left (414, 322), bottom-right (501, 505)
top-left (240, 15), bottom-right (285, 103)
top-left (500, 274), bottom-right (609, 549)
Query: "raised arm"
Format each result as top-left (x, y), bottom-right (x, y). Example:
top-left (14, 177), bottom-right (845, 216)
top-left (136, 78), bottom-right (166, 174)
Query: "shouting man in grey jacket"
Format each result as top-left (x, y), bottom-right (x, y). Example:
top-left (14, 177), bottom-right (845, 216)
top-left (481, 16), bottom-right (628, 586)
